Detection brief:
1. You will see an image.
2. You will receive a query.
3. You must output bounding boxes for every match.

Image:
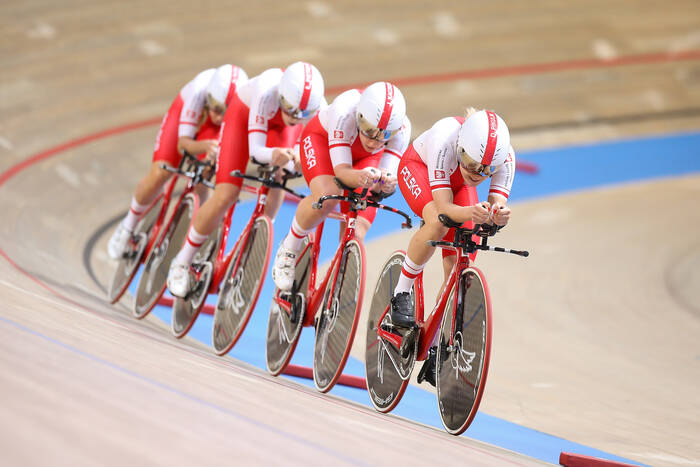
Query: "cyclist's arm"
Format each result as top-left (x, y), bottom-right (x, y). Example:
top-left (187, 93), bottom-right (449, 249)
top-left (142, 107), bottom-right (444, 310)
top-left (334, 163), bottom-right (378, 189)
top-left (432, 188), bottom-right (475, 223)
top-left (177, 136), bottom-right (217, 159)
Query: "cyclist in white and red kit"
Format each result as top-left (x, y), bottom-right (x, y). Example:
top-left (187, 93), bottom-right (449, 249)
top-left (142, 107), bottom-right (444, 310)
top-left (166, 62), bottom-right (326, 298)
top-left (107, 64), bottom-right (248, 259)
top-left (271, 81), bottom-right (411, 291)
top-left (389, 108), bottom-right (515, 386)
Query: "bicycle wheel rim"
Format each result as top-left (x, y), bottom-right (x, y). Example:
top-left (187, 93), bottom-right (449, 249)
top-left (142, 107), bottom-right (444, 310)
top-left (265, 238), bottom-right (312, 375)
top-left (365, 250), bottom-right (412, 413)
top-left (133, 194), bottom-right (195, 319)
top-left (212, 217), bottom-right (272, 355)
top-left (108, 195), bottom-right (164, 303)
top-left (313, 240), bottom-right (365, 393)
top-left (436, 267), bottom-right (492, 435)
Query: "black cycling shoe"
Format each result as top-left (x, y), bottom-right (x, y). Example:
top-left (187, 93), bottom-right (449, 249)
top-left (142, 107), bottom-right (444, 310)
top-left (417, 346), bottom-right (437, 387)
top-left (390, 291), bottom-right (414, 329)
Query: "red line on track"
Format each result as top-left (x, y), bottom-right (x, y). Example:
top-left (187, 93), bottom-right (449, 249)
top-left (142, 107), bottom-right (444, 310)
top-left (1, 47), bottom-right (698, 343)
top-left (326, 49), bottom-right (700, 94)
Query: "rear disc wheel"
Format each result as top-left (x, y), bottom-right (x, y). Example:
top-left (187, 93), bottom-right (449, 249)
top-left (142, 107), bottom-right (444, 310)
top-left (436, 267), bottom-right (492, 435)
top-left (313, 240), bottom-right (364, 393)
top-left (212, 217), bottom-right (272, 355)
top-left (133, 193), bottom-right (196, 319)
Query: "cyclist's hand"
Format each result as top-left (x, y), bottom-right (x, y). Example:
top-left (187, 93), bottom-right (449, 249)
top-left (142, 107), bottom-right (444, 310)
top-left (469, 202), bottom-right (491, 224)
top-left (379, 170), bottom-right (398, 194)
top-left (271, 148), bottom-right (295, 166)
top-left (490, 203), bottom-right (510, 226)
top-left (358, 167), bottom-right (381, 188)
top-left (200, 139), bottom-right (219, 160)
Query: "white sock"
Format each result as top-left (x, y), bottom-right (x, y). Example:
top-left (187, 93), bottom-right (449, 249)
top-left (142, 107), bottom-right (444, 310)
top-left (393, 256), bottom-right (426, 295)
top-left (122, 197), bottom-right (149, 232)
top-left (174, 227), bottom-right (208, 266)
top-left (282, 217), bottom-right (312, 253)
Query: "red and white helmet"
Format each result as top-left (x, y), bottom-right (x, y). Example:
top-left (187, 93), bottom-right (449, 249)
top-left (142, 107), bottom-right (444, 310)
top-left (456, 110), bottom-right (510, 176)
top-left (206, 64), bottom-right (248, 109)
top-left (356, 82), bottom-right (406, 141)
top-left (278, 62), bottom-right (325, 120)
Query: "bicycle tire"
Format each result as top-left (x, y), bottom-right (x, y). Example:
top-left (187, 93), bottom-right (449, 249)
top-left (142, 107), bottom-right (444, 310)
top-left (313, 239), bottom-right (365, 393)
top-left (436, 266), bottom-right (492, 435)
top-left (108, 194), bottom-right (164, 304)
top-left (212, 216), bottom-right (272, 355)
top-left (365, 250), bottom-right (416, 413)
top-left (265, 237), bottom-right (312, 376)
top-left (171, 222), bottom-right (222, 338)
top-left (133, 193), bottom-right (196, 319)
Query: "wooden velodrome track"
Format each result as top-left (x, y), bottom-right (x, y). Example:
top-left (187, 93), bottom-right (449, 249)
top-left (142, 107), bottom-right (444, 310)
top-left (2, 1), bottom-right (699, 465)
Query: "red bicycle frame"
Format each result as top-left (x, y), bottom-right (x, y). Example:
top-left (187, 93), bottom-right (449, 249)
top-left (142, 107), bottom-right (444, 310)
top-left (376, 243), bottom-right (469, 362)
top-left (274, 209), bottom-right (351, 328)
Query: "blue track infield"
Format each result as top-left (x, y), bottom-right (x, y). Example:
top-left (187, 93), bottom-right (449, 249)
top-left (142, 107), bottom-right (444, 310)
top-left (133, 130), bottom-right (700, 465)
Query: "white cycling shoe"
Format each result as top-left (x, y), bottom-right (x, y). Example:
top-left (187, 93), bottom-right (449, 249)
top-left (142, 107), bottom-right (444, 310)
top-left (271, 245), bottom-right (297, 292)
top-left (167, 261), bottom-right (191, 298)
top-left (107, 223), bottom-right (132, 260)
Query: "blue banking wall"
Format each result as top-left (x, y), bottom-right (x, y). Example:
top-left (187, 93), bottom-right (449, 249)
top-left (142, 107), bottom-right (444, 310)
top-left (133, 131), bottom-right (700, 465)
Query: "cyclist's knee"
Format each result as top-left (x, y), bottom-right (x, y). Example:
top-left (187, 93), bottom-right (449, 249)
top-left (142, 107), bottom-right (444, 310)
top-left (423, 217), bottom-right (449, 239)
top-left (211, 183), bottom-right (240, 209)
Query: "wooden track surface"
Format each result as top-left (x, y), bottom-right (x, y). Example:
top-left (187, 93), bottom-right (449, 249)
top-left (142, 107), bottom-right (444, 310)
top-left (1, 1), bottom-right (699, 465)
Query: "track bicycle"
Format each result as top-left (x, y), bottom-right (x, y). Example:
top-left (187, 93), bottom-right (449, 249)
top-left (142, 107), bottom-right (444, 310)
top-left (209, 164), bottom-right (304, 353)
top-left (108, 152), bottom-right (213, 312)
top-left (365, 214), bottom-right (528, 435)
top-left (169, 161), bottom-right (304, 339)
top-left (265, 178), bottom-right (412, 393)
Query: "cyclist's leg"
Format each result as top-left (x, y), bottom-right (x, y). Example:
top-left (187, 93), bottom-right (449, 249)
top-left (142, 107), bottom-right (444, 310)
top-left (272, 126), bottom-right (339, 290)
top-left (108, 98), bottom-right (181, 259)
top-left (173, 95), bottom-right (248, 266)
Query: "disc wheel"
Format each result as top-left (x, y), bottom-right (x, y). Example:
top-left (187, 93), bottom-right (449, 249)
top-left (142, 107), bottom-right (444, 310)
top-left (436, 266), bottom-right (492, 435)
top-left (212, 216), bottom-right (272, 355)
top-left (265, 238), bottom-right (312, 376)
top-left (171, 222), bottom-right (222, 338)
top-left (108, 195), bottom-right (164, 304)
top-left (365, 251), bottom-right (416, 413)
top-left (133, 193), bottom-right (196, 319)
top-left (313, 239), bottom-right (365, 393)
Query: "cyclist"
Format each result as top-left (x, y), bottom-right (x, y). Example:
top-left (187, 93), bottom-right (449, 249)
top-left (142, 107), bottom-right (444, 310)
top-left (166, 62), bottom-right (326, 298)
top-left (271, 82), bottom-right (411, 291)
top-left (390, 108), bottom-right (515, 386)
top-left (107, 64), bottom-right (248, 260)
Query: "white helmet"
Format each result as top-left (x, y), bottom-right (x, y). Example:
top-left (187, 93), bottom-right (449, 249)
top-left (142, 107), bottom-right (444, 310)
top-left (356, 82), bottom-right (406, 141)
top-left (279, 61), bottom-right (324, 120)
top-left (456, 110), bottom-right (510, 176)
top-left (206, 64), bottom-right (248, 109)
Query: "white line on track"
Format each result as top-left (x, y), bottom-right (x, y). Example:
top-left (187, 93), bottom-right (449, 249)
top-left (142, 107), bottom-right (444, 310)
top-left (139, 40), bottom-right (167, 56)
top-left (373, 28), bottom-right (399, 46)
top-left (55, 163), bottom-right (81, 188)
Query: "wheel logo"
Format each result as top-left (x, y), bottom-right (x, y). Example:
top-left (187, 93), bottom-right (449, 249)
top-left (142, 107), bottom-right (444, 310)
top-left (223, 268), bottom-right (245, 315)
top-left (450, 331), bottom-right (476, 378)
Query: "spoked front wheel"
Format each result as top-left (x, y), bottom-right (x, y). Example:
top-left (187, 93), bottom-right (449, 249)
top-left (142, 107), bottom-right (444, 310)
top-left (436, 266), bottom-right (492, 435)
top-left (108, 194), bottom-right (165, 304)
top-left (171, 222), bottom-right (222, 338)
top-left (133, 193), bottom-right (196, 319)
top-left (313, 239), bottom-right (365, 393)
top-left (212, 216), bottom-right (272, 355)
top-left (365, 250), bottom-right (416, 413)
top-left (265, 238), bottom-right (312, 376)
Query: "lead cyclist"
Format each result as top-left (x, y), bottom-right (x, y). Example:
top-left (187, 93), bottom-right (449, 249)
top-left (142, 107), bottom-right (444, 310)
top-left (389, 108), bottom-right (516, 386)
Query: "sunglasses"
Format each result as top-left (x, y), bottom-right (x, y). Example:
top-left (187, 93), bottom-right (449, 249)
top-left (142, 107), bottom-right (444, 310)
top-left (279, 95), bottom-right (315, 120)
top-left (357, 113), bottom-right (395, 142)
top-left (458, 149), bottom-right (499, 177)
